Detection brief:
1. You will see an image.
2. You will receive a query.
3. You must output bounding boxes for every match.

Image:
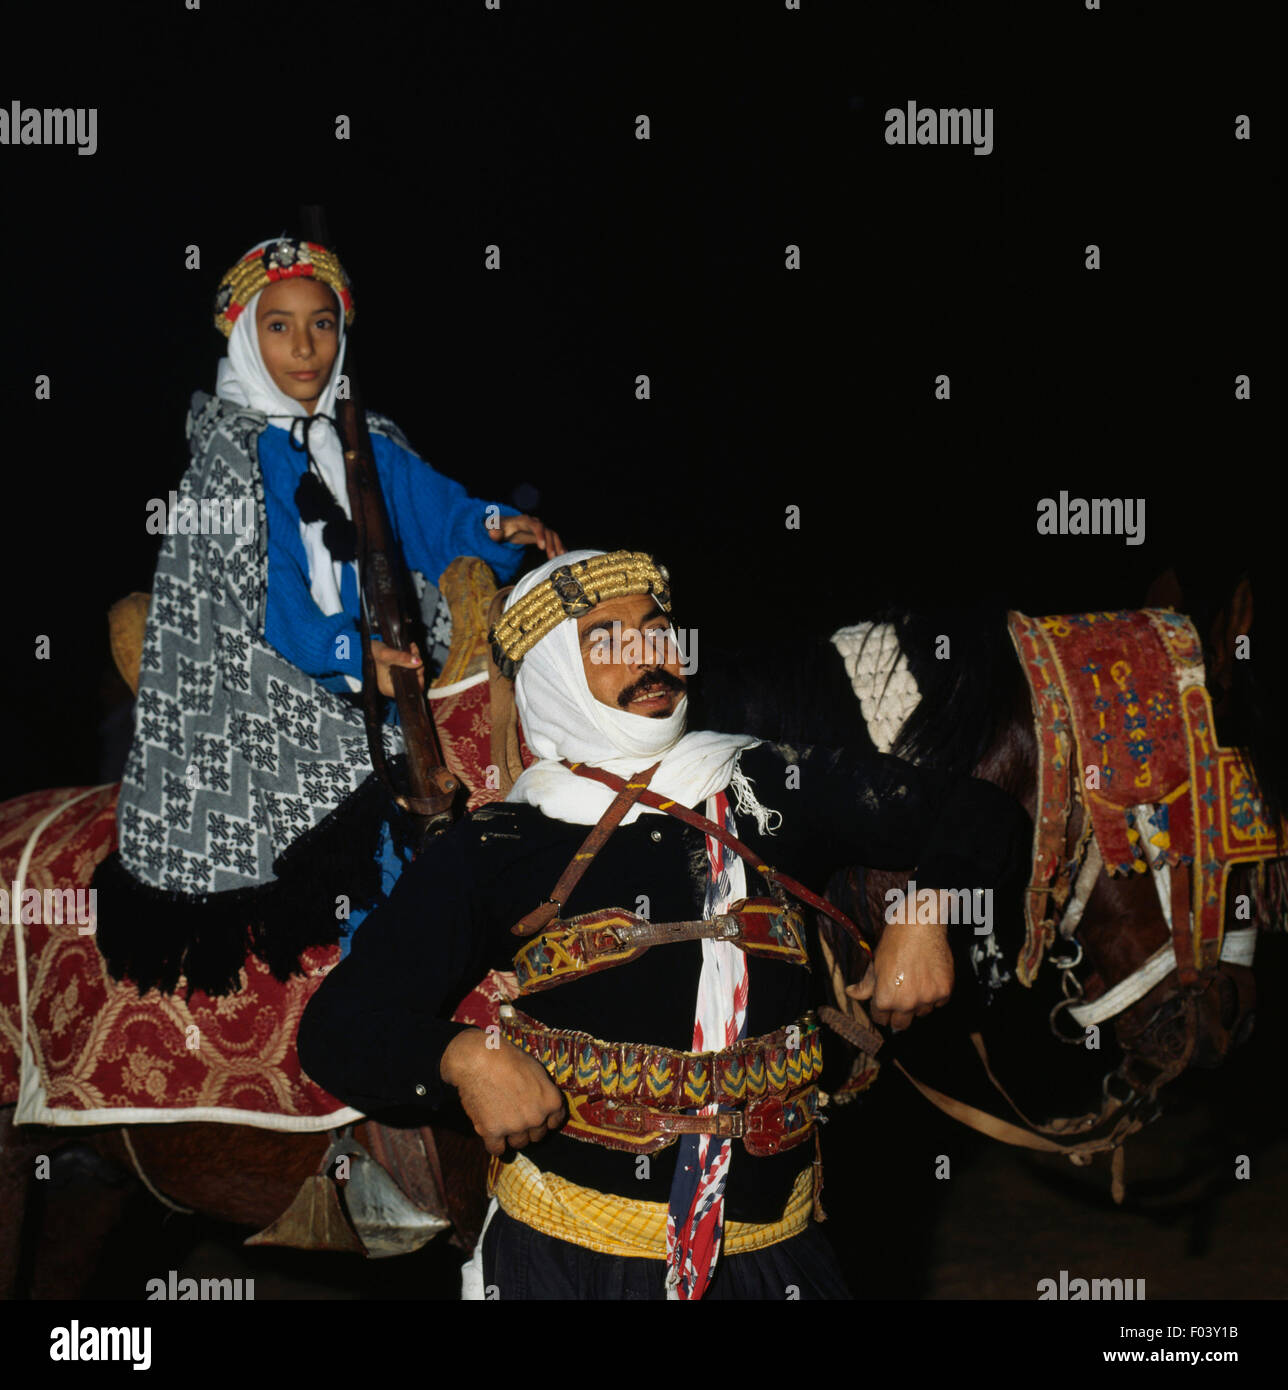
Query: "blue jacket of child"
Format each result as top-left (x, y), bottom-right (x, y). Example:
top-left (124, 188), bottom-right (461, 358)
top-left (256, 422), bottom-right (523, 693)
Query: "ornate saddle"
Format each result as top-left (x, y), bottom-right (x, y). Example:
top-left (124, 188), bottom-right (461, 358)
top-left (1008, 608), bottom-right (1285, 988)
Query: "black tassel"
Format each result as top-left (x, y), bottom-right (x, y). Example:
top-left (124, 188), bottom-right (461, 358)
top-left (322, 515), bottom-right (358, 563)
top-left (294, 470), bottom-right (332, 525)
top-left (288, 415), bottom-right (357, 566)
top-left (93, 774), bottom-right (416, 998)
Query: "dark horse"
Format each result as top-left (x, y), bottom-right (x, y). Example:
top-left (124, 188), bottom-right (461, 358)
top-left (2, 570), bottom-right (1283, 1296)
top-left (790, 568), bottom-right (1285, 1204)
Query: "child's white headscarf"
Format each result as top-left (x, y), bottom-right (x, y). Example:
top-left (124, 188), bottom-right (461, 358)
top-left (214, 238), bottom-right (354, 626)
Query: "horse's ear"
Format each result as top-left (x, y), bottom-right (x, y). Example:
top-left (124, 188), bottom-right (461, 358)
top-left (1207, 575), bottom-right (1255, 694)
top-left (1145, 566), bottom-right (1183, 611)
top-left (1229, 575), bottom-right (1254, 640)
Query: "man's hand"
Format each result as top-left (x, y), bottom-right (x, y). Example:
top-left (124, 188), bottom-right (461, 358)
top-left (847, 916), bottom-right (954, 1033)
top-left (370, 639), bottom-right (425, 698)
top-left (439, 1028), bottom-right (566, 1157)
top-left (494, 514), bottom-right (566, 559)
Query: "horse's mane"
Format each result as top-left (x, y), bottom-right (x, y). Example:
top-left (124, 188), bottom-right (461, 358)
top-left (1174, 558), bottom-right (1288, 852)
top-left (879, 598), bottom-right (1019, 778)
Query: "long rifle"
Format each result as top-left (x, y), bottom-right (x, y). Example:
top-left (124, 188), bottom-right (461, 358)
top-left (300, 206), bottom-right (458, 840)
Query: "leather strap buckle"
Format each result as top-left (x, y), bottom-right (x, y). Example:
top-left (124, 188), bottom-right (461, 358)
top-left (625, 914), bottom-right (741, 947)
top-left (599, 1100), bottom-right (745, 1140)
top-left (583, 913), bottom-right (741, 959)
top-left (708, 915), bottom-right (742, 943)
top-left (565, 1090), bottom-right (818, 1156)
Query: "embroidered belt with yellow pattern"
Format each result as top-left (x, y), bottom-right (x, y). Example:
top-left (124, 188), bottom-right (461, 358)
top-left (513, 898), bottom-right (809, 995)
top-left (498, 1004), bottom-right (824, 1155)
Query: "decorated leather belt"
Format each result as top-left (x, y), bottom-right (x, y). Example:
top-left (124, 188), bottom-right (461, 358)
top-left (513, 897), bottom-right (808, 995)
top-left (499, 1004), bottom-right (824, 1156)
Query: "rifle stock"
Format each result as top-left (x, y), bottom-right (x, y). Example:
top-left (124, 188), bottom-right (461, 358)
top-left (337, 390), bottom-right (459, 837)
top-left (296, 204), bottom-right (457, 839)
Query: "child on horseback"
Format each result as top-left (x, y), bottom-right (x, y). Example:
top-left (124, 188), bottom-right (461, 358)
top-left (94, 235), bottom-right (564, 997)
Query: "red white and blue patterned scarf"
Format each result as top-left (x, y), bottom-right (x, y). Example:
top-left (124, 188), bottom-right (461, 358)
top-left (664, 789), bottom-right (749, 1299)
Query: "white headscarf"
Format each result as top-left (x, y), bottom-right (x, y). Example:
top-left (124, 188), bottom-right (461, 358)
top-left (506, 550), bottom-right (771, 827)
top-left (214, 240), bottom-right (356, 653)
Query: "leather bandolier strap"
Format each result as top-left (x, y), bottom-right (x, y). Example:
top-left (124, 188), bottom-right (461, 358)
top-left (513, 896), bottom-right (809, 993)
top-left (501, 759), bottom-right (874, 1166)
top-left (560, 760), bottom-right (873, 962)
top-left (511, 761), bottom-right (661, 937)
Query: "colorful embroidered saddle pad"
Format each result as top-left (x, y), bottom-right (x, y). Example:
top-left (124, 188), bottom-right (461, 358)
top-left (1007, 609), bottom-right (1284, 986)
top-left (0, 703), bottom-right (530, 1128)
top-left (0, 785), bottom-right (360, 1129)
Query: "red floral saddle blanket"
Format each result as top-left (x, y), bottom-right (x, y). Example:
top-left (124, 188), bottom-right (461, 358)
top-left (0, 672), bottom-right (527, 1128)
top-left (1008, 609), bottom-right (1284, 987)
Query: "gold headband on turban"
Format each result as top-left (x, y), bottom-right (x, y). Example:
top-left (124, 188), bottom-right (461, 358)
top-left (489, 551), bottom-right (672, 679)
top-left (213, 238), bottom-right (355, 338)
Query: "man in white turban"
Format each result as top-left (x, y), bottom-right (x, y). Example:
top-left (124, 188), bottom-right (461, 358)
top-left (300, 548), bottom-right (1031, 1300)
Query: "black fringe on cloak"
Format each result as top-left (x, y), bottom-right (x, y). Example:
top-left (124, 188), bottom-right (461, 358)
top-left (93, 764), bottom-right (425, 999)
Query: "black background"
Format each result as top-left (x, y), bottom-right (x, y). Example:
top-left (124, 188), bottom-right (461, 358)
top-left (0, 0), bottom-right (1282, 1341)
top-left (2, 0), bottom-right (1273, 797)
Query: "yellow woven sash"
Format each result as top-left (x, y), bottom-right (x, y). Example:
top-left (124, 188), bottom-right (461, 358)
top-left (490, 1152), bottom-right (814, 1259)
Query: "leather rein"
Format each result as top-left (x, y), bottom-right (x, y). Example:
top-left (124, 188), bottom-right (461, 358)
top-left (888, 781), bottom-right (1206, 1201)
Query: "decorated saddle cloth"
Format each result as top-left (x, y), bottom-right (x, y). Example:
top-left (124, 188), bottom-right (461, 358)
top-left (1008, 609), bottom-right (1284, 985)
top-left (0, 678), bottom-right (529, 1128)
top-left (0, 785), bottom-right (356, 1129)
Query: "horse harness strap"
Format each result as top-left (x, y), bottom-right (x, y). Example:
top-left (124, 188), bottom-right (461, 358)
top-left (892, 1020), bottom-right (1195, 1203)
top-left (882, 610), bottom-right (1274, 1200)
top-left (556, 760), bottom-right (873, 961)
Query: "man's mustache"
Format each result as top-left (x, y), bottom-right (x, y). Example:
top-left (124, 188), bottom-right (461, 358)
top-left (617, 667), bottom-right (686, 708)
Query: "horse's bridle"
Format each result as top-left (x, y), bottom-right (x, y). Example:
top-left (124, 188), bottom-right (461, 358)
top-left (886, 780), bottom-right (1260, 1201)
top-left (1050, 808), bottom-right (1257, 1035)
